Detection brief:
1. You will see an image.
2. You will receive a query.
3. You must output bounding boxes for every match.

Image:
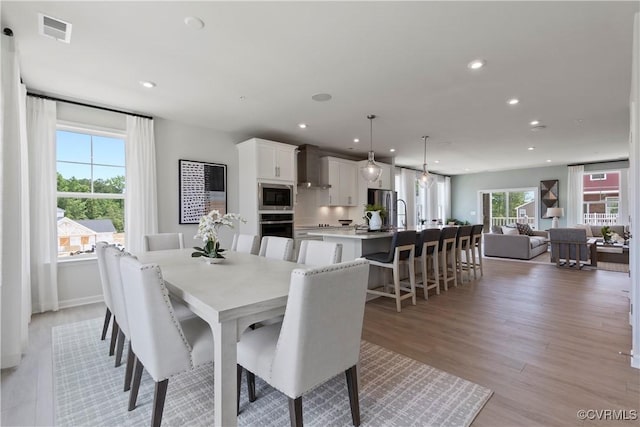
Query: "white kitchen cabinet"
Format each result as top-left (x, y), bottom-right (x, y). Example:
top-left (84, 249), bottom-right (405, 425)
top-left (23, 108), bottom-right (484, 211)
top-left (237, 138), bottom-right (297, 237)
top-left (255, 140), bottom-right (296, 182)
top-left (319, 157), bottom-right (358, 206)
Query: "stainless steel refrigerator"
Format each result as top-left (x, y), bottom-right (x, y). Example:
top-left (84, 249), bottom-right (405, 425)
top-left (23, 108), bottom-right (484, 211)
top-left (367, 189), bottom-right (397, 229)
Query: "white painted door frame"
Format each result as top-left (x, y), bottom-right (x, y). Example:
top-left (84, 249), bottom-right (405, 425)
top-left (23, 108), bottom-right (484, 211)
top-left (476, 187), bottom-right (539, 230)
top-left (630, 13), bottom-right (639, 369)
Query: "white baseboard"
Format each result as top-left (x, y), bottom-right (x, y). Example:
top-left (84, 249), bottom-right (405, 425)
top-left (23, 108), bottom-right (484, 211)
top-left (58, 295), bottom-right (104, 310)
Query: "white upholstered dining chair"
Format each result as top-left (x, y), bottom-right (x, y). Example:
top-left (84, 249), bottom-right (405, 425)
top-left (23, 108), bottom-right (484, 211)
top-left (143, 233), bottom-right (185, 252)
top-left (119, 256), bottom-right (215, 427)
top-left (296, 240), bottom-right (342, 266)
top-left (237, 259), bottom-right (370, 426)
top-left (231, 233), bottom-right (260, 255)
top-left (258, 236), bottom-right (294, 261)
top-left (95, 242), bottom-right (118, 356)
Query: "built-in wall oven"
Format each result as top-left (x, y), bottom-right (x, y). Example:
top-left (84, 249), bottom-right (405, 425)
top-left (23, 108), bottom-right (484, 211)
top-left (258, 183), bottom-right (293, 211)
top-left (260, 213), bottom-right (294, 239)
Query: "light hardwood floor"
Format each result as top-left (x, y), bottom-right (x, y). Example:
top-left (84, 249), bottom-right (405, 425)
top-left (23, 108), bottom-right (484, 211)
top-left (363, 258), bottom-right (639, 426)
top-left (1, 258), bottom-right (637, 426)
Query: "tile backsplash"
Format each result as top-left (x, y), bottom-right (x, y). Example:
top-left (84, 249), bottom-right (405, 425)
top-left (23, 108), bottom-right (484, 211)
top-left (294, 189), bottom-right (365, 226)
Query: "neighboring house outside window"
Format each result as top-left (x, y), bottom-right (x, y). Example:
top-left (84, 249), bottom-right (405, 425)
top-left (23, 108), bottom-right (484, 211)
top-left (582, 171), bottom-right (620, 225)
top-left (56, 125), bottom-right (125, 257)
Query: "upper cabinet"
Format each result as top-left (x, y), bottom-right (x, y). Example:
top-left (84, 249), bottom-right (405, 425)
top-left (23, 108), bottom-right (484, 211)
top-left (319, 157), bottom-right (358, 206)
top-left (357, 160), bottom-right (392, 190)
top-left (252, 139), bottom-right (296, 182)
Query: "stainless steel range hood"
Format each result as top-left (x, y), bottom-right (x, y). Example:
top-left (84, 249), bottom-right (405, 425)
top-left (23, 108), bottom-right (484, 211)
top-left (297, 144), bottom-right (331, 189)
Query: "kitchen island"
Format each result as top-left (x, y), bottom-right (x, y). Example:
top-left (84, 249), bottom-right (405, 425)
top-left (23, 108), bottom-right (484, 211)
top-left (307, 229), bottom-right (397, 261)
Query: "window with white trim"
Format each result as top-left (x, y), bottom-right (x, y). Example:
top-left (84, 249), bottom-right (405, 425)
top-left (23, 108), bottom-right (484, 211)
top-left (56, 125), bottom-right (126, 257)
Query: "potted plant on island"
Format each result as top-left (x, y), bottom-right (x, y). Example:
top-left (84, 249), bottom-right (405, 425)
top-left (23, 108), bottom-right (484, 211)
top-left (192, 210), bottom-right (245, 263)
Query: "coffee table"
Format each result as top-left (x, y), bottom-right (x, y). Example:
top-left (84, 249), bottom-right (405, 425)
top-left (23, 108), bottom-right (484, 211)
top-left (595, 242), bottom-right (629, 265)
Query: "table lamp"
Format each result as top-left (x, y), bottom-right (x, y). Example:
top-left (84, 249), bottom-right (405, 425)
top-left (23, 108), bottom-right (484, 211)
top-left (546, 207), bottom-right (564, 228)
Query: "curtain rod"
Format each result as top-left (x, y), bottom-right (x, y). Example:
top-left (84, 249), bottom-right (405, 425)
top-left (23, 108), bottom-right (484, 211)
top-left (27, 92), bottom-right (153, 120)
top-left (567, 158), bottom-right (628, 167)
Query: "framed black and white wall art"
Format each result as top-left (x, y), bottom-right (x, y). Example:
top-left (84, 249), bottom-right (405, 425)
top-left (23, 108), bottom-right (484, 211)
top-left (179, 159), bottom-right (227, 224)
top-left (540, 179), bottom-right (559, 218)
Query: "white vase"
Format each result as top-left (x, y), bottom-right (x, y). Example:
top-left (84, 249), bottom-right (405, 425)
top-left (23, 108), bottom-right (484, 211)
top-left (366, 210), bottom-right (383, 231)
top-left (203, 257), bottom-right (224, 264)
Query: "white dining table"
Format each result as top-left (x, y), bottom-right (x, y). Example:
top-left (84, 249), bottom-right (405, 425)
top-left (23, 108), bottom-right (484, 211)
top-left (136, 248), bottom-right (302, 426)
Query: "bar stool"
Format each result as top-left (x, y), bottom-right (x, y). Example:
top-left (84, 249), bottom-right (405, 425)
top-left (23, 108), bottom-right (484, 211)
top-left (438, 226), bottom-right (458, 291)
top-left (455, 225), bottom-right (473, 284)
top-left (415, 228), bottom-right (441, 299)
top-left (364, 230), bottom-right (417, 312)
top-left (470, 224), bottom-right (484, 279)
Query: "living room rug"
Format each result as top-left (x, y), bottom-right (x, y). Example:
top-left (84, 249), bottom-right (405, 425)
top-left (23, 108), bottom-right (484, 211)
top-left (53, 318), bottom-right (492, 427)
top-left (513, 252), bottom-right (629, 273)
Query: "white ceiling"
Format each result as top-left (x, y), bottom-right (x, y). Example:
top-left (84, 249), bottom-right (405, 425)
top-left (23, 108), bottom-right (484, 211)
top-left (3, 1), bottom-right (638, 175)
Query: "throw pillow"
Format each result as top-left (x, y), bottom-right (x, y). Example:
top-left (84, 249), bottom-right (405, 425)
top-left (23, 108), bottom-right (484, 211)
top-left (516, 223), bottom-right (535, 236)
top-left (491, 225), bottom-right (503, 234)
top-left (575, 224), bottom-right (594, 237)
top-left (501, 226), bottom-right (519, 235)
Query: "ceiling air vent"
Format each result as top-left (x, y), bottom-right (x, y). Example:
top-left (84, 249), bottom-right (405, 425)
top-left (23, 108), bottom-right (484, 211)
top-left (38, 13), bottom-right (72, 43)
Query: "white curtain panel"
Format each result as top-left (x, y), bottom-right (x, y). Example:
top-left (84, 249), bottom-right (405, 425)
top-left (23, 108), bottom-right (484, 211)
top-left (1, 33), bottom-right (31, 368)
top-left (566, 165), bottom-right (584, 227)
top-left (398, 168), bottom-right (417, 228)
top-left (125, 116), bottom-right (158, 255)
top-left (443, 176), bottom-right (452, 221)
top-left (27, 97), bottom-right (59, 313)
top-left (425, 175), bottom-right (441, 224)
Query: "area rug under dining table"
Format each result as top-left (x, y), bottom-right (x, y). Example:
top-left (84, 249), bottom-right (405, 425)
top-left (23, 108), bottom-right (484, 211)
top-left (53, 318), bottom-right (492, 426)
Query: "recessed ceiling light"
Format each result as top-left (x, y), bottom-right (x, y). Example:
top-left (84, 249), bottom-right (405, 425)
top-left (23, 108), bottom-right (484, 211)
top-left (353, 138), bottom-right (359, 143)
top-left (528, 146), bottom-right (535, 151)
top-left (311, 93), bottom-right (332, 102)
top-left (546, 159), bottom-right (552, 163)
top-left (467, 59), bottom-right (486, 70)
top-left (434, 160), bottom-right (440, 164)
top-left (530, 120), bottom-right (540, 126)
top-left (507, 98), bottom-right (519, 105)
top-left (184, 16), bottom-right (205, 30)
top-left (298, 123), bottom-right (307, 129)
top-left (389, 148), bottom-right (396, 152)
top-left (139, 81), bottom-right (156, 88)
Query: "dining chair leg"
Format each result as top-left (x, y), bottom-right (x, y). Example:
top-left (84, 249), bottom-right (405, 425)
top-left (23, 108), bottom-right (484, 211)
top-left (247, 371), bottom-right (256, 402)
top-left (151, 379), bottom-right (169, 427)
top-left (128, 356), bottom-right (144, 411)
top-left (288, 396), bottom-right (303, 427)
top-left (450, 248), bottom-right (458, 287)
top-left (440, 251), bottom-right (448, 291)
top-left (433, 254), bottom-right (440, 295)
top-left (471, 242), bottom-right (478, 280)
top-left (124, 342), bottom-right (135, 392)
top-left (345, 365), bottom-right (361, 426)
top-left (101, 308), bottom-right (112, 341)
top-left (236, 365), bottom-right (242, 415)
top-left (409, 258), bottom-right (416, 305)
top-left (392, 262), bottom-right (402, 313)
top-left (115, 330), bottom-right (125, 367)
top-left (421, 256), bottom-right (428, 300)
top-left (109, 319), bottom-right (120, 356)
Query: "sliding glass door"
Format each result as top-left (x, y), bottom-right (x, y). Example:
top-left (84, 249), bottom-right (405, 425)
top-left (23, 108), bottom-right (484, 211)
top-left (479, 188), bottom-right (538, 230)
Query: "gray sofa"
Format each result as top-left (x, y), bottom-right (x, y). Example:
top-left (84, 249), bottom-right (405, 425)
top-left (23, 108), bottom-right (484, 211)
top-left (484, 227), bottom-right (549, 260)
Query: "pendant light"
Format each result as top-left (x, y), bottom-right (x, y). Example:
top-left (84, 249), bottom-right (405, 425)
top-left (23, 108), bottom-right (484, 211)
top-left (419, 135), bottom-right (435, 189)
top-left (360, 114), bottom-right (383, 182)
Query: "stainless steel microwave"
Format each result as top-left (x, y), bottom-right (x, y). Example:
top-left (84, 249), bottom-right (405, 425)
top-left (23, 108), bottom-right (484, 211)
top-left (258, 183), bottom-right (293, 211)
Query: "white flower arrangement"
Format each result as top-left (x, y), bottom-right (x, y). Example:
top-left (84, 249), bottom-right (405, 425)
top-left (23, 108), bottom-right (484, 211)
top-left (192, 210), bottom-right (245, 259)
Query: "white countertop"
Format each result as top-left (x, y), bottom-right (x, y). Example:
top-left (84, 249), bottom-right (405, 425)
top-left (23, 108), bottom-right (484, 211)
top-left (307, 229), bottom-right (395, 239)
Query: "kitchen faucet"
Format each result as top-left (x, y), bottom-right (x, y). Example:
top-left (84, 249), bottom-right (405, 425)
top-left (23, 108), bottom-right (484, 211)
top-left (397, 198), bottom-right (408, 229)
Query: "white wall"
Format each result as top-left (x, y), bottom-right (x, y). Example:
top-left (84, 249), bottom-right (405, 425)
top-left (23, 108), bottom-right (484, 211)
top-left (154, 118), bottom-right (239, 248)
top-left (55, 107), bottom-right (239, 308)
